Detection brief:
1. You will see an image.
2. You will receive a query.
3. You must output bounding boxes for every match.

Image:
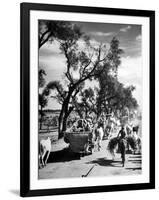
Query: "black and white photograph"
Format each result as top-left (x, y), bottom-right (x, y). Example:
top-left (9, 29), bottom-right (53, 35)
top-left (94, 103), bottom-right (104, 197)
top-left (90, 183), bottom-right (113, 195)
top-left (20, 3), bottom-right (155, 196)
top-left (0, 0), bottom-right (158, 199)
top-left (38, 20), bottom-right (143, 179)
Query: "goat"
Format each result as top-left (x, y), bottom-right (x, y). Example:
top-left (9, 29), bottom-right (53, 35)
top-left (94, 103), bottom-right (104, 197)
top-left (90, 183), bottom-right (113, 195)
top-left (39, 137), bottom-right (51, 168)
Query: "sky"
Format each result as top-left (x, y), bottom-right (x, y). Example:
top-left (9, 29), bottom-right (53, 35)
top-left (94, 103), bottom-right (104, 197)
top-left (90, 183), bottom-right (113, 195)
top-left (39, 21), bottom-right (142, 110)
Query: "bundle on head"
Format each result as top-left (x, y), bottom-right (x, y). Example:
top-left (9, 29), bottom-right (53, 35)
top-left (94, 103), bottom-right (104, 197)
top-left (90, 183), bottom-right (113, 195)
top-left (107, 137), bottom-right (118, 155)
top-left (126, 136), bottom-right (136, 150)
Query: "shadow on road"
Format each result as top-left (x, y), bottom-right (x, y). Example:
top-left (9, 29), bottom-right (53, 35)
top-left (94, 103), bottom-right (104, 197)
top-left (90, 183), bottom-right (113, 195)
top-left (128, 159), bottom-right (142, 164)
top-left (47, 148), bottom-right (81, 163)
top-left (86, 158), bottom-right (122, 167)
top-left (129, 155), bottom-right (142, 159)
top-left (125, 167), bottom-right (142, 170)
top-left (126, 150), bottom-right (134, 154)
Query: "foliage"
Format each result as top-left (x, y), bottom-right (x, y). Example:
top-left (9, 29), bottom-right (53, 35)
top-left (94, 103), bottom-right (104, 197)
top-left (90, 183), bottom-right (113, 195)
top-left (39, 20), bottom-right (82, 48)
top-left (96, 37), bottom-right (138, 117)
top-left (74, 87), bottom-right (97, 118)
top-left (107, 136), bottom-right (137, 156)
top-left (107, 137), bottom-right (118, 155)
top-left (39, 77), bottom-right (50, 130)
top-left (39, 69), bottom-right (46, 88)
top-left (127, 136), bottom-right (137, 150)
top-left (97, 74), bottom-right (138, 117)
top-left (107, 37), bottom-right (124, 78)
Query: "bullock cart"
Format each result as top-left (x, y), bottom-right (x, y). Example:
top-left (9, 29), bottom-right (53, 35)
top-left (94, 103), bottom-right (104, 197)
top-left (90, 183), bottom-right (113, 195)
top-left (64, 131), bottom-right (93, 154)
top-left (64, 119), bottom-right (94, 154)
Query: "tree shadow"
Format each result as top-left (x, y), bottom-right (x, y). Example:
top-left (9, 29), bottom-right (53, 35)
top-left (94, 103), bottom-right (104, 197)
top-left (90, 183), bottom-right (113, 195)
top-left (125, 167), bottom-right (142, 170)
top-left (133, 152), bottom-right (142, 155)
top-left (129, 155), bottom-right (142, 159)
top-left (128, 159), bottom-right (142, 164)
top-left (126, 149), bottom-right (134, 154)
top-left (86, 158), bottom-right (122, 167)
top-left (47, 148), bottom-right (81, 163)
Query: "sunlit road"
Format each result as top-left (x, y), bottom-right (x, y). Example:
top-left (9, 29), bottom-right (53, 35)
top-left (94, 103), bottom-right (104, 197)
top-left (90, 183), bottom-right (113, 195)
top-left (39, 138), bottom-right (142, 179)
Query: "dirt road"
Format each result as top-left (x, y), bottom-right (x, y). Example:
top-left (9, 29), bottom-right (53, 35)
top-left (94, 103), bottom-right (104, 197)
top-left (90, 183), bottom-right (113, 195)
top-left (38, 138), bottom-right (142, 179)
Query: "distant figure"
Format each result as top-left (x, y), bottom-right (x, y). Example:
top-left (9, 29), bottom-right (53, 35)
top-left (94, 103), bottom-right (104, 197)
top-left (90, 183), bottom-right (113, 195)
top-left (125, 124), bottom-right (133, 136)
top-left (133, 131), bottom-right (138, 141)
top-left (94, 122), bottom-right (104, 151)
top-left (132, 126), bottom-right (141, 154)
top-left (117, 126), bottom-right (127, 167)
top-left (86, 118), bottom-right (93, 130)
top-left (117, 126), bottom-right (126, 140)
top-left (132, 125), bottom-right (139, 134)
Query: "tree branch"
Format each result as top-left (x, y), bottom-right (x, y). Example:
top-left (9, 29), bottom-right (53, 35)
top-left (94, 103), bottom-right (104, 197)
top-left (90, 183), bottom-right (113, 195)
top-left (39, 30), bottom-right (50, 47)
top-left (62, 43), bottom-right (74, 84)
top-left (39, 32), bottom-right (52, 48)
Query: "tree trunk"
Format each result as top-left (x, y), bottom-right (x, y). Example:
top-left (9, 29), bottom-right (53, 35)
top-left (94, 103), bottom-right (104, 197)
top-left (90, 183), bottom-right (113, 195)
top-left (62, 114), bottom-right (68, 133)
top-left (58, 111), bottom-right (69, 139)
top-left (58, 107), bottom-right (65, 139)
top-left (58, 86), bottom-right (75, 138)
top-left (60, 102), bottom-right (69, 136)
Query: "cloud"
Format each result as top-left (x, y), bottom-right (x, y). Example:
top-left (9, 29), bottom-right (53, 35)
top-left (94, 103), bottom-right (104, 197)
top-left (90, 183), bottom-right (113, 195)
top-left (119, 25), bottom-right (132, 32)
top-left (136, 34), bottom-right (142, 41)
top-left (90, 31), bottom-right (114, 37)
top-left (118, 56), bottom-right (142, 106)
top-left (120, 37), bottom-right (142, 58)
top-left (39, 53), bottom-right (66, 81)
top-left (119, 56), bottom-right (142, 84)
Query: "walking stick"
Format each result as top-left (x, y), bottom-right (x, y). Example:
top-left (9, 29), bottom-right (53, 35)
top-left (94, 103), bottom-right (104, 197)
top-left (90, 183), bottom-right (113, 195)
top-left (81, 164), bottom-right (97, 177)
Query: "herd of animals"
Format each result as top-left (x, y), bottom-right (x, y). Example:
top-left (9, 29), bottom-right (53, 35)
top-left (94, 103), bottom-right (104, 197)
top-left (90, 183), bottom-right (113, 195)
top-left (39, 116), bottom-right (141, 169)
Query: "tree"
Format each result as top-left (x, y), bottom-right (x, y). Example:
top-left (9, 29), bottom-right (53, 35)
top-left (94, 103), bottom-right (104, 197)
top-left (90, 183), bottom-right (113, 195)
top-left (39, 23), bottom-right (138, 138)
top-left (45, 32), bottom-right (108, 138)
top-left (38, 70), bottom-right (49, 130)
top-left (74, 87), bottom-right (97, 119)
top-left (39, 20), bottom-right (82, 48)
top-left (97, 74), bottom-right (117, 116)
top-left (107, 37), bottom-right (124, 79)
top-left (97, 74), bottom-right (138, 119)
top-left (96, 37), bottom-right (138, 119)
top-left (39, 69), bottom-right (46, 88)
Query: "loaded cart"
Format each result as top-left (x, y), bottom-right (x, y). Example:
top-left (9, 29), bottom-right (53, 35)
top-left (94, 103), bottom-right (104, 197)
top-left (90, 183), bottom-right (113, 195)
top-left (64, 119), bottom-right (94, 155)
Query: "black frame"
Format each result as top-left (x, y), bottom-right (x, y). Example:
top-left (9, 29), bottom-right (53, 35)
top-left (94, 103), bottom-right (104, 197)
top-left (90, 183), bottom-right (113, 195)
top-left (20, 2), bottom-right (155, 197)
